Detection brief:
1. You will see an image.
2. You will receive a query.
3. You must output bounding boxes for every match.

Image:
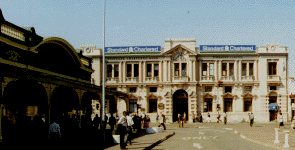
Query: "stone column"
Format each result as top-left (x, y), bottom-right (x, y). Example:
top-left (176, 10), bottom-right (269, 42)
top-left (159, 61), bottom-right (162, 82)
top-left (123, 61), bottom-right (126, 83)
top-left (219, 60), bottom-right (222, 80)
top-left (143, 61), bottom-right (146, 83)
top-left (239, 60), bottom-right (242, 81)
top-left (168, 61), bottom-right (171, 82)
top-left (112, 64), bottom-right (115, 78)
top-left (139, 61), bottom-right (142, 83)
top-left (193, 60), bottom-right (196, 81)
top-left (214, 60), bottom-right (218, 81)
top-left (152, 63), bottom-right (155, 78)
top-left (163, 61), bottom-right (167, 82)
top-left (119, 62), bottom-right (122, 83)
top-left (199, 60), bottom-right (202, 80)
top-left (247, 63), bottom-right (249, 77)
top-left (254, 60), bottom-right (257, 81)
top-left (234, 60), bottom-right (237, 81)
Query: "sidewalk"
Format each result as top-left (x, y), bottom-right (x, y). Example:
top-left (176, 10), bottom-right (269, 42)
top-left (225, 122), bottom-right (295, 150)
top-left (105, 123), bottom-right (175, 150)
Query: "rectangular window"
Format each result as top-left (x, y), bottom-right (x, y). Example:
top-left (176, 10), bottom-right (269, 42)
top-left (209, 63), bottom-right (214, 76)
top-left (204, 98), bottom-right (213, 112)
top-left (225, 86), bottom-right (232, 93)
top-left (249, 63), bottom-right (254, 76)
top-left (224, 98), bottom-right (233, 112)
top-left (205, 86), bottom-right (212, 92)
top-left (242, 63), bottom-right (247, 76)
top-left (134, 64), bottom-right (139, 77)
top-left (107, 65), bottom-right (112, 77)
top-left (150, 87), bottom-right (157, 92)
top-left (114, 64), bottom-right (119, 77)
top-left (129, 99), bottom-right (137, 113)
top-left (270, 86), bottom-right (277, 90)
top-left (268, 62), bottom-right (277, 75)
top-left (229, 63), bottom-right (234, 76)
top-left (147, 64), bottom-right (152, 77)
top-left (182, 63), bottom-right (187, 76)
top-left (154, 64), bottom-right (159, 77)
top-left (202, 63), bottom-right (207, 76)
top-left (222, 63), bottom-right (227, 76)
top-left (244, 98), bottom-right (252, 112)
top-left (149, 99), bottom-right (157, 113)
top-left (245, 86), bottom-right (252, 93)
top-left (127, 64), bottom-right (132, 77)
top-left (174, 63), bottom-right (179, 76)
top-left (130, 87), bottom-right (137, 93)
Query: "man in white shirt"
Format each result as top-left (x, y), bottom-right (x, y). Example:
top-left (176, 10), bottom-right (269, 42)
top-left (118, 111), bottom-right (127, 149)
top-left (126, 112), bottom-right (134, 145)
top-left (278, 113), bottom-right (285, 128)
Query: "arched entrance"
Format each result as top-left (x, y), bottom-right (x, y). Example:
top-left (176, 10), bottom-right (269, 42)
top-left (2, 79), bottom-right (48, 142)
top-left (173, 90), bottom-right (188, 122)
top-left (269, 92), bottom-right (278, 121)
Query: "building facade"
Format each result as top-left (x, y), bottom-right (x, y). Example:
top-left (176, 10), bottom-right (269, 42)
top-left (81, 38), bottom-right (290, 123)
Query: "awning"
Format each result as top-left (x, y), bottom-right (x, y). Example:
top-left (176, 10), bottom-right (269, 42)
top-left (269, 103), bottom-right (279, 111)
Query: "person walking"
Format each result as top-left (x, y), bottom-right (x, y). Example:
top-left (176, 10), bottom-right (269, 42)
top-left (246, 113), bottom-right (251, 123)
top-left (146, 115), bottom-right (150, 128)
top-left (192, 112), bottom-right (196, 123)
top-left (278, 113), bottom-right (285, 128)
top-left (224, 112), bottom-right (227, 125)
top-left (207, 113), bottom-right (211, 123)
top-left (250, 113), bottom-right (254, 127)
top-left (178, 113), bottom-right (183, 128)
top-left (183, 112), bottom-right (187, 123)
top-left (109, 113), bottom-right (116, 131)
top-left (126, 112), bottom-right (134, 145)
top-left (93, 114), bottom-right (101, 129)
top-left (217, 111), bottom-right (222, 123)
top-left (118, 111), bottom-right (127, 150)
top-left (158, 114), bottom-right (166, 130)
top-left (48, 119), bottom-right (61, 143)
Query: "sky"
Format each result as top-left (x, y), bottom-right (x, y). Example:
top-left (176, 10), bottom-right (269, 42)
top-left (2, 0), bottom-right (295, 76)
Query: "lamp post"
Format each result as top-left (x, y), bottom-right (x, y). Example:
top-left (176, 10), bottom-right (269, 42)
top-left (102, 0), bottom-right (106, 125)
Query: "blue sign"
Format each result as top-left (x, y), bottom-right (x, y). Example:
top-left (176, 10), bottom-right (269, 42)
top-left (200, 45), bottom-right (256, 52)
top-left (105, 46), bottom-right (161, 53)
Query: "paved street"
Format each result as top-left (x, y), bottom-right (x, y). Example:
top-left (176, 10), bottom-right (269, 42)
top-left (106, 122), bottom-right (295, 150)
top-left (152, 123), bottom-right (278, 150)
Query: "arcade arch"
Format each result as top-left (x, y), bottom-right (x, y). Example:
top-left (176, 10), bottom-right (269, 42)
top-left (173, 90), bottom-right (188, 122)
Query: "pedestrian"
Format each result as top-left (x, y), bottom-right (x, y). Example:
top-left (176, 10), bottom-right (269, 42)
top-left (278, 113), bottom-right (285, 128)
top-left (178, 113), bottom-right (183, 128)
top-left (109, 113), bottom-right (116, 131)
top-left (183, 112), bottom-right (187, 123)
top-left (146, 115), bottom-right (150, 128)
top-left (224, 112), bottom-right (227, 125)
top-left (48, 119), bottom-right (61, 143)
top-left (192, 112), bottom-right (196, 123)
top-left (199, 114), bottom-right (203, 123)
top-left (207, 113), bottom-right (211, 123)
top-left (126, 112), bottom-right (134, 145)
top-left (250, 113), bottom-right (254, 127)
top-left (158, 114), bottom-right (166, 130)
top-left (118, 111), bottom-right (127, 150)
top-left (217, 111), bottom-right (222, 123)
top-left (143, 115), bottom-right (147, 129)
top-left (93, 114), bottom-right (101, 129)
top-left (156, 113), bottom-right (159, 124)
top-left (246, 113), bottom-right (251, 123)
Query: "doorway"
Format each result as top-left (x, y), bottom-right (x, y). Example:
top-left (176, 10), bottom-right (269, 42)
top-left (173, 90), bottom-right (188, 122)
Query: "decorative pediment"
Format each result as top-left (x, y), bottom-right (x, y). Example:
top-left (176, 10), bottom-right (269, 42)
top-left (202, 92), bottom-right (214, 98)
top-left (147, 93), bottom-right (159, 99)
top-left (241, 92), bottom-right (256, 98)
top-left (164, 92), bottom-right (172, 98)
top-left (221, 92), bottom-right (237, 98)
top-left (162, 44), bottom-right (195, 61)
top-left (189, 91), bottom-right (197, 98)
top-left (128, 94), bottom-right (138, 99)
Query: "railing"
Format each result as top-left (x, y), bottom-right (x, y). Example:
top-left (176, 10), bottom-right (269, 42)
top-left (201, 76), bottom-right (215, 81)
top-left (241, 76), bottom-right (255, 81)
top-left (1, 24), bottom-right (25, 41)
top-left (145, 77), bottom-right (159, 82)
top-left (106, 77), bottom-right (119, 83)
top-left (220, 76), bottom-right (235, 81)
top-left (173, 76), bottom-right (189, 82)
top-left (268, 75), bottom-right (280, 81)
top-left (126, 77), bottom-right (139, 83)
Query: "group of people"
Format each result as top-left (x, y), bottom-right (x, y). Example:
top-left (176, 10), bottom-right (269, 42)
top-left (178, 112), bottom-right (187, 128)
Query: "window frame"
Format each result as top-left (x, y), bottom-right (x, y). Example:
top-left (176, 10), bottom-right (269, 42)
top-left (268, 62), bottom-right (277, 75)
top-left (203, 98), bottom-right (213, 112)
top-left (205, 86), bottom-right (213, 92)
top-left (129, 99), bottom-right (137, 113)
top-left (129, 87), bottom-right (137, 93)
top-left (149, 99), bottom-right (158, 113)
top-left (224, 86), bottom-right (232, 93)
top-left (150, 87), bottom-right (157, 92)
top-left (243, 98), bottom-right (252, 112)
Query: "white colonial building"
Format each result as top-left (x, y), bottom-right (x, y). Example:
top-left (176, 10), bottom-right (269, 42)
top-left (79, 39), bottom-right (290, 123)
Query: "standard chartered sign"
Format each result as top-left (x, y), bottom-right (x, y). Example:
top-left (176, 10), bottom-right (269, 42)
top-left (105, 46), bottom-right (161, 53)
top-left (200, 45), bottom-right (256, 52)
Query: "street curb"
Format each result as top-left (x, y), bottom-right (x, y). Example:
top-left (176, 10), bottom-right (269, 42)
top-left (143, 132), bottom-right (175, 150)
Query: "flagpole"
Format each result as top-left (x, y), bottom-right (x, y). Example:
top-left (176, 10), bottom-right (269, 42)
top-left (102, 0), bottom-right (106, 124)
